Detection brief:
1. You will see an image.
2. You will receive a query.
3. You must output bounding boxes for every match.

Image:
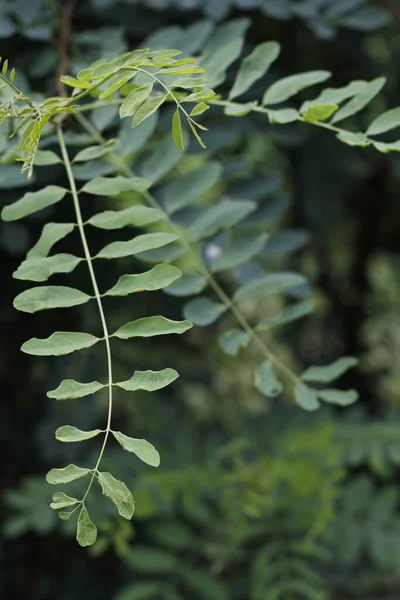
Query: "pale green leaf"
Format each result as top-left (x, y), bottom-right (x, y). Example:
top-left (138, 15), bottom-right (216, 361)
top-left (263, 71), bottom-right (331, 106)
top-left (82, 175), bottom-right (150, 195)
top-left (254, 361), bottom-right (283, 397)
top-left (224, 101), bottom-right (258, 117)
top-left (256, 301), bottom-right (314, 331)
top-left (99, 71), bottom-right (136, 99)
top-left (98, 472), bottom-right (134, 519)
top-left (13, 254), bottom-right (82, 282)
top-left (172, 77), bottom-right (209, 89)
top-left (132, 95), bottom-right (167, 128)
top-left (34, 149), bottom-right (62, 166)
top-left (46, 464), bottom-right (89, 484)
top-left (190, 102), bottom-right (209, 116)
top-left (302, 104), bottom-right (338, 123)
top-left (158, 65), bottom-right (205, 75)
top-left (112, 431), bottom-right (160, 467)
top-left (188, 122), bottom-right (206, 148)
top-left (73, 142), bottom-right (117, 163)
top-left (183, 297), bottom-right (226, 326)
top-left (183, 89), bottom-right (215, 102)
top-left (76, 506), bottom-right (97, 547)
top-left (189, 200), bottom-right (256, 242)
top-left (336, 131), bottom-right (369, 147)
top-left (230, 41), bottom-right (280, 100)
top-left (96, 233), bottom-right (178, 260)
top-left (366, 107), bottom-right (400, 136)
top-left (1, 185), bottom-right (67, 221)
top-left (27, 223), bottom-right (75, 258)
top-left (88, 205), bottom-right (164, 230)
top-left (234, 272), bottom-right (307, 301)
top-left (318, 389), bottom-right (359, 406)
top-left (372, 140), bottom-right (400, 153)
top-left (47, 379), bottom-right (105, 400)
top-left (172, 108), bottom-right (184, 150)
top-left (50, 492), bottom-right (79, 510)
top-left (120, 83), bottom-right (153, 119)
top-left (14, 286), bottom-right (91, 313)
top-left (301, 357), bottom-right (358, 383)
top-left (116, 368), bottom-right (179, 392)
top-left (268, 108), bottom-right (299, 124)
top-left (300, 81), bottom-right (366, 112)
top-left (113, 316), bottom-right (192, 339)
top-left (21, 332), bottom-right (100, 356)
top-left (60, 75), bottom-right (91, 89)
top-left (331, 77), bottom-right (385, 124)
top-left (164, 162), bottom-right (222, 214)
top-left (295, 384), bottom-right (320, 411)
top-left (164, 274), bottom-right (207, 297)
top-left (219, 329), bottom-right (251, 357)
top-left (106, 264), bottom-right (182, 296)
top-left (211, 232), bottom-right (268, 272)
top-left (56, 425), bottom-right (102, 442)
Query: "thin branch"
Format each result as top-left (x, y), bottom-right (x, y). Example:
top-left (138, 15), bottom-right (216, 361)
top-left (57, 0), bottom-right (77, 97)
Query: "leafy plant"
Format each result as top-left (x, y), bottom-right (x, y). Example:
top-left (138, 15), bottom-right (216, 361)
top-left (2, 28), bottom-right (400, 548)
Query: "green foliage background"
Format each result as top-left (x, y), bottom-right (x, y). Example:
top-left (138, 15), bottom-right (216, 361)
top-left (1, 0), bottom-right (400, 598)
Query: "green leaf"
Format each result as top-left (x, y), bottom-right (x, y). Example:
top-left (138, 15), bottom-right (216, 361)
top-left (301, 357), bottom-right (358, 383)
top-left (58, 511), bottom-right (73, 520)
top-left (113, 316), bottom-right (192, 339)
top-left (301, 81), bottom-right (365, 112)
top-left (98, 472), bottom-right (134, 520)
top-left (263, 71), bottom-right (331, 106)
top-left (268, 108), bottom-right (299, 124)
top-left (60, 75), bottom-right (91, 89)
top-left (21, 332), bottom-right (100, 356)
top-left (189, 200), bottom-right (256, 242)
top-left (336, 131), bottom-right (369, 147)
top-left (302, 104), bottom-right (338, 123)
top-left (106, 264), bottom-right (182, 296)
top-left (224, 101), bottom-right (258, 117)
top-left (120, 83), bottom-right (154, 119)
top-left (234, 272), bottom-right (307, 301)
top-left (184, 89), bottom-right (215, 102)
top-left (82, 175), bottom-right (150, 195)
top-left (14, 286), bottom-right (91, 313)
top-left (172, 108), bottom-right (184, 150)
top-left (331, 78), bottom-right (386, 124)
top-left (318, 389), bottom-right (359, 406)
top-left (132, 95), bottom-right (167, 128)
top-left (256, 301), bottom-right (314, 331)
top-left (219, 329), bottom-right (251, 357)
top-left (117, 368), bottom-right (179, 392)
top-left (190, 102), bottom-right (209, 116)
top-left (34, 149), bottom-right (62, 166)
top-left (164, 274), bottom-right (207, 297)
top-left (254, 361), bottom-right (283, 397)
top-left (76, 506), bottom-right (97, 547)
top-left (158, 65), bottom-right (205, 75)
top-left (55, 425), bottom-right (102, 442)
top-left (230, 41), bottom-right (280, 100)
top-left (1, 185), bottom-right (67, 221)
top-left (47, 379), bottom-right (105, 400)
top-left (50, 492), bottom-right (79, 510)
top-left (211, 232), bottom-right (268, 272)
top-left (294, 384), bottom-right (320, 411)
top-left (13, 254), bottom-right (82, 282)
top-left (164, 162), bottom-right (222, 214)
top-left (73, 142), bottom-right (117, 163)
top-left (183, 297), bottom-right (226, 326)
top-left (46, 464), bottom-right (90, 484)
top-left (99, 71), bottom-right (136, 99)
top-left (27, 223), bottom-right (75, 258)
top-left (112, 431), bottom-right (160, 467)
top-left (172, 77), bottom-right (209, 89)
top-left (96, 233), bottom-right (178, 260)
top-left (88, 205), bottom-right (164, 230)
top-left (366, 107), bottom-right (400, 136)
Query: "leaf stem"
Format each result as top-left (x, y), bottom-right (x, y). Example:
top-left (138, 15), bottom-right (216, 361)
top-left (74, 112), bottom-right (302, 389)
top-left (57, 124), bottom-right (114, 502)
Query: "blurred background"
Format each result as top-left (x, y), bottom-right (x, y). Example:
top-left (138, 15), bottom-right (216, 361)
top-left (1, 0), bottom-right (400, 599)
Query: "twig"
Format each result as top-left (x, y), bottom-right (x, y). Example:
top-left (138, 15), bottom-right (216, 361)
top-left (57, 0), bottom-right (77, 96)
